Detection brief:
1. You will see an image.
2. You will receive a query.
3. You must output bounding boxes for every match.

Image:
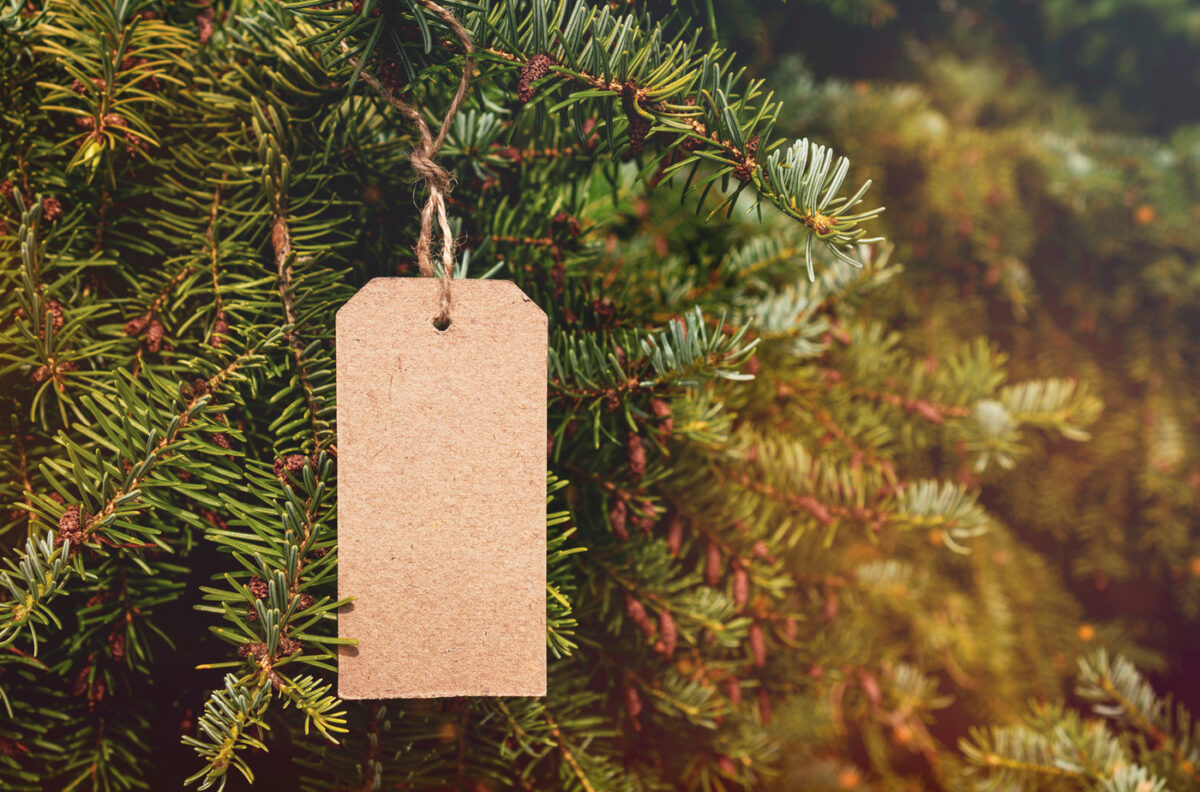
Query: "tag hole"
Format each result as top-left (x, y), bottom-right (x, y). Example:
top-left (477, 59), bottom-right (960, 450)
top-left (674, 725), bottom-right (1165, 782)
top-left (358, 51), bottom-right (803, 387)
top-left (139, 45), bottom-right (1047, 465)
top-left (433, 315), bottom-right (451, 332)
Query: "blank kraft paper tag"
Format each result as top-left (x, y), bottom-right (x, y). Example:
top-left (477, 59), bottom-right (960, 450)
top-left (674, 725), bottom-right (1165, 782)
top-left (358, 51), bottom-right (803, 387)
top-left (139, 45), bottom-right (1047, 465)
top-left (336, 278), bottom-right (547, 699)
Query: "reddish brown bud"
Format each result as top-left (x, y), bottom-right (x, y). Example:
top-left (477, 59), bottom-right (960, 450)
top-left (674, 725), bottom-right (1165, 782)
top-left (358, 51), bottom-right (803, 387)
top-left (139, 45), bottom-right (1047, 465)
top-left (248, 575), bottom-right (269, 599)
top-left (602, 388), bottom-right (620, 413)
top-left (238, 642), bottom-right (267, 659)
top-left (610, 498), bottom-right (628, 541)
top-left (57, 505), bottom-right (85, 545)
top-left (516, 53), bottom-right (555, 104)
top-left (733, 565), bottom-right (750, 609)
top-left (860, 672), bottom-right (881, 707)
top-left (43, 301), bottom-right (64, 331)
top-left (748, 622), bottom-right (766, 667)
top-left (751, 540), bottom-right (774, 562)
top-left (666, 513), bottom-right (684, 556)
top-left (40, 197), bottom-right (62, 222)
top-left (624, 683), bottom-right (643, 728)
top-left (823, 591), bottom-right (839, 622)
top-left (211, 311), bottom-right (229, 347)
top-left (624, 593), bottom-right (655, 637)
top-left (108, 631), bottom-right (126, 661)
top-left (705, 538), bottom-right (723, 586)
top-left (626, 432), bottom-right (646, 478)
top-left (146, 319), bottom-right (164, 352)
top-left (628, 117), bottom-right (651, 155)
top-left (909, 400), bottom-right (945, 424)
top-left (550, 211), bottom-right (581, 238)
top-left (198, 5), bottom-right (215, 44)
top-left (657, 609), bottom-right (677, 658)
top-left (636, 499), bottom-right (656, 534)
top-left (725, 676), bottom-right (742, 707)
top-left (273, 454), bottom-right (308, 482)
top-left (650, 399), bottom-right (674, 435)
top-left (124, 314), bottom-right (150, 336)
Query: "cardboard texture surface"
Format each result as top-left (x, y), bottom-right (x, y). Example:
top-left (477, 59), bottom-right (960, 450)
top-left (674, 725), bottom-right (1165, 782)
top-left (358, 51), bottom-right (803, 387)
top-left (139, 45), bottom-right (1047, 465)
top-left (336, 278), bottom-right (547, 699)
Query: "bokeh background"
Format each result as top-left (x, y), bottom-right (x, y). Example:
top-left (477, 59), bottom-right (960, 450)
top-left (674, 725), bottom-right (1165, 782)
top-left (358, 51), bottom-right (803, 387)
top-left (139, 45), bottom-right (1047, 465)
top-left (722, 0), bottom-right (1200, 693)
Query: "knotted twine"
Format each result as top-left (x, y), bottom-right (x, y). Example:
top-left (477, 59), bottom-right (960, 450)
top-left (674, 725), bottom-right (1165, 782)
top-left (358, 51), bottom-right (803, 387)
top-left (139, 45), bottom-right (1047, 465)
top-left (371, 0), bottom-right (474, 327)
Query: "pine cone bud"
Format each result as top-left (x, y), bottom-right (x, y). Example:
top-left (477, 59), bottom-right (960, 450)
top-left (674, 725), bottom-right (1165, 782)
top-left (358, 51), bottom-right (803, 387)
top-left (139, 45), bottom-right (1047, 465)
top-left (108, 631), bottom-right (126, 661)
top-left (783, 617), bottom-right (798, 641)
top-left (57, 505), bottom-right (84, 545)
top-left (732, 565), bottom-right (750, 609)
top-left (278, 637), bottom-right (302, 655)
top-left (657, 610), bottom-right (677, 658)
top-left (705, 538), bottom-right (723, 586)
top-left (44, 301), bottom-right (64, 331)
top-left (628, 116), bottom-right (651, 155)
top-left (636, 499), bottom-right (656, 534)
top-left (751, 540), bottom-right (774, 562)
top-left (550, 211), bottom-right (581, 238)
top-left (248, 575), bottom-right (269, 599)
top-left (860, 672), bottom-right (881, 707)
top-left (40, 197), bottom-right (62, 222)
top-left (378, 53), bottom-right (404, 93)
top-left (725, 676), bottom-right (742, 707)
top-left (602, 388), bottom-right (620, 413)
top-left (624, 683), bottom-right (643, 727)
top-left (273, 454), bottom-right (308, 482)
top-left (626, 432), bottom-right (646, 478)
top-left (124, 314), bottom-right (150, 336)
top-left (748, 622), bottom-right (766, 667)
top-left (197, 5), bottom-right (215, 44)
top-left (211, 311), bottom-right (229, 348)
top-left (516, 53), bottom-right (555, 104)
top-left (238, 642), bottom-right (267, 660)
top-left (624, 593), bottom-right (655, 637)
top-left (621, 81), bottom-right (651, 155)
top-left (609, 498), bottom-right (628, 541)
top-left (146, 319), bottom-right (164, 352)
top-left (666, 513), bottom-right (684, 556)
top-left (212, 432), bottom-right (232, 451)
top-left (650, 399), bottom-right (673, 434)
top-left (823, 590), bottom-right (839, 622)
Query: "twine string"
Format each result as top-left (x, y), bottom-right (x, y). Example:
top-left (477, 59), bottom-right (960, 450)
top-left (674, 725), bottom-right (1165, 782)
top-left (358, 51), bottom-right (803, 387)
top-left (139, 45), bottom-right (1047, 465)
top-left (378, 0), bottom-right (474, 326)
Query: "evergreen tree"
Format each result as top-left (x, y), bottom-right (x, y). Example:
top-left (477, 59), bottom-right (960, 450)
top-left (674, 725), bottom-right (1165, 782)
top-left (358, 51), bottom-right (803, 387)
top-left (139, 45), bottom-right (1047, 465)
top-left (0, 1), bottom-right (1172, 791)
top-left (766, 0), bottom-right (1200, 656)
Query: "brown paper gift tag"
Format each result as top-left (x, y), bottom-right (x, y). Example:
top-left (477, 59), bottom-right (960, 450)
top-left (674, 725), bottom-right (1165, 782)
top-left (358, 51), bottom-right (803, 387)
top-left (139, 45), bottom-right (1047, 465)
top-left (336, 278), bottom-right (547, 699)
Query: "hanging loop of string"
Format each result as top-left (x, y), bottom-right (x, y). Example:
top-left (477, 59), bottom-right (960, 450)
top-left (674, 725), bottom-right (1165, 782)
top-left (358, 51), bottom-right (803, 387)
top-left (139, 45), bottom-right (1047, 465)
top-left (375, 0), bottom-right (474, 327)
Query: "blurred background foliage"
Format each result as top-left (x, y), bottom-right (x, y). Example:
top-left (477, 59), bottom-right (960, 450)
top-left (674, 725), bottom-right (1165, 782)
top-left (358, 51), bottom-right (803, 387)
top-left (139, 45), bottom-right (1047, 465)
top-left (720, 0), bottom-right (1200, 683)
